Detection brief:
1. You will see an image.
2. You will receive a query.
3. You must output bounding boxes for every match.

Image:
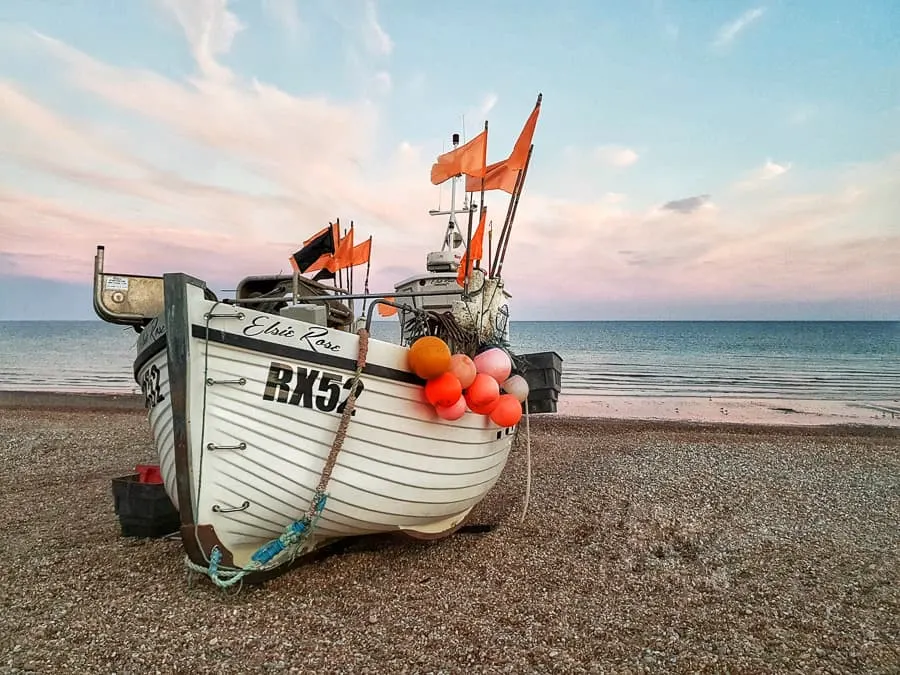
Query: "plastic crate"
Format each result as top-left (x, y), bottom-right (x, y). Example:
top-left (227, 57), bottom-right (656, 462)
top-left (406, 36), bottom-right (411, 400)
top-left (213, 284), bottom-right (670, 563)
top-left (111, 473), bottom-right (180, 538)
top-left (517, 351), bottom-right (563, 414)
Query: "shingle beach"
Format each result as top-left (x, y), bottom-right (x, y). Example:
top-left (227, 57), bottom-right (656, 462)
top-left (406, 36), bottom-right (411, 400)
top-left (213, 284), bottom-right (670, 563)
top-left (1, 393), bottom-right (897, 674)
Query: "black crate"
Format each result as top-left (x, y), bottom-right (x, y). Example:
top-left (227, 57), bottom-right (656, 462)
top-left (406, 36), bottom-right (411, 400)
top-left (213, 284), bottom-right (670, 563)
top-left (517, 351), bottom-right (564, 414)
top-left (520, 351), bottom-right (563, 373)
top-left (529, 386), bottom-right (560, 402)
top-left (111, 474), bottom-right (180, 538)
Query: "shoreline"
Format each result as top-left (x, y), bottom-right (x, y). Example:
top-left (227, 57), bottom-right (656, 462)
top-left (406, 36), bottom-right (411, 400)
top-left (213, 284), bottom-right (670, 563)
top-left (558, 394), bottom-right (900, 428)
top-left (2, 389), bottom-right (897, 432)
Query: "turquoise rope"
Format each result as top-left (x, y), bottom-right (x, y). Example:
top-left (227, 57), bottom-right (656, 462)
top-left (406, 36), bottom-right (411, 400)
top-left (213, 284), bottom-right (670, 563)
top-left (185, 491), bottom-right (328, 589)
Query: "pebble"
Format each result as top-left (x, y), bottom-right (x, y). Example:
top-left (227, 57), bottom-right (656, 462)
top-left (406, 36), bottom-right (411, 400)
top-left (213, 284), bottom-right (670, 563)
top-left (1, 408), bottom-right (898, 673)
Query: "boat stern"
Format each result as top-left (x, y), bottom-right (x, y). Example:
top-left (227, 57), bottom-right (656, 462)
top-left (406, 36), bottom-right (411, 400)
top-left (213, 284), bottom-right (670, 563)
top-left (93, 245), bottom-right (164, 327)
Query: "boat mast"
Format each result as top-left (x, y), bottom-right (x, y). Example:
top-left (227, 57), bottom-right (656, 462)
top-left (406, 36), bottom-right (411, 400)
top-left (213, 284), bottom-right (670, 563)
top-left (428, 134), bottom-right (465, 251)
top-left (448, 133), bottom-right (459, 239)
top-left (425, 133), bottom-right (480, 278)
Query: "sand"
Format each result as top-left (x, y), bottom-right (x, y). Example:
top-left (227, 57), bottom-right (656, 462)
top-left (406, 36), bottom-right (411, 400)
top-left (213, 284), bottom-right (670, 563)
top-left (0, 392), bottom-right (898, 673)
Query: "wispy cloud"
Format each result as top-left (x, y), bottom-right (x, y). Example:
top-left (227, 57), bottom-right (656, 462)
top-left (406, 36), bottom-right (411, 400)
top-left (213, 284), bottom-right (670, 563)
top-left (261, 0), bottom-right (302, 39)
top-left (734, 159), bottom-right (792, 190)
top-left (476, 92), bottom-right (498, 117)
top-left (0, 24), bottom-right (435, 290)
top-left (713, 6), bottom-right (766, 49)
top-left (370, 70), bottom-right (392, 95)
top-left (157, 0), bottom-right (244, 81)
top-left (595, 145), bottom-right (640, 167)
top-left (363, 0), bottom-right (393, 56)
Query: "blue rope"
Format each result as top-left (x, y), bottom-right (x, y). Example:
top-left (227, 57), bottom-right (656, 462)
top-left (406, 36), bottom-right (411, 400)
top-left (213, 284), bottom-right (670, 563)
top-left (252, 492), bottom-right (328, 565)
top-left (186, 492), bottom-right (328, 589)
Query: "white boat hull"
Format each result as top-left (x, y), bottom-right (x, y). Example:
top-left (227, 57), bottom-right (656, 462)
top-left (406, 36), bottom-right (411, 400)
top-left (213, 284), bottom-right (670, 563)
top-left (135, 275), bottom-right (516, 575)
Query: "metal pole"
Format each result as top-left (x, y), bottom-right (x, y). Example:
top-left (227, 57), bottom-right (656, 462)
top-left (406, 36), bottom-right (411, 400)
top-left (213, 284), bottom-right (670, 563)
top-left (464, 120), bottom-right (488, 294)
top-left (495, 144), bottom-right (534, 278)
top-left (230, 288), bottom-right (463, 305)
top-left (490, 167), bottom-right (525, 277)
top-left (487, 220), bottom-right (493, 276)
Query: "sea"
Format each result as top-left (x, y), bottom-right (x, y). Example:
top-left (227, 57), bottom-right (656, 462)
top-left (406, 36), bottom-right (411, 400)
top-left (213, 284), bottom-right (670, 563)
top-left (1, 320), bottom-right (898, 401)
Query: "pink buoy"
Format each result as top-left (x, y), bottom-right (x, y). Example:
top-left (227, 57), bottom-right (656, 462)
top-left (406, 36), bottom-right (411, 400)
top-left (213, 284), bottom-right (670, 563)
top-left (501, 374), bottom-right (529, 402)
top-left (448, 353), bottom-right (477, 389)
top-left (435, 396), bottom-right (467, 420)
top-left (473, 348), bottom-right (512, 383)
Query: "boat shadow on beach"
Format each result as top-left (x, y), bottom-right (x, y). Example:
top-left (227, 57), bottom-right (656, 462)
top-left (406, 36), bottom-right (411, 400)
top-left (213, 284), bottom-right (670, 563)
top-left (318, 523), bottom-right (495, 558)
top-left (175, 523), bottom-right (502, 588)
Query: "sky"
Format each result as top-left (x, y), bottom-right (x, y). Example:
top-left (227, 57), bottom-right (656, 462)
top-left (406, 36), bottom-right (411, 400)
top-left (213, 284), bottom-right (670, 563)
top-left (0, 0), bottom-right (897, 321)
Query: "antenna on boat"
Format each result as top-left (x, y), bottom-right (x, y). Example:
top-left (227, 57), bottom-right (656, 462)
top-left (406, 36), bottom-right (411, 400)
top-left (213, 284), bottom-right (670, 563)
top-left (429, 133), bottom-right (469, 257)
top-left (450, 133), bottom-right (460, 235)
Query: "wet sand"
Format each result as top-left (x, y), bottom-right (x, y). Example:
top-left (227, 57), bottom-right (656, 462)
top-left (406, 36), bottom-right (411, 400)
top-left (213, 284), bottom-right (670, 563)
top-left (0, 392), bottom-right (898, 673)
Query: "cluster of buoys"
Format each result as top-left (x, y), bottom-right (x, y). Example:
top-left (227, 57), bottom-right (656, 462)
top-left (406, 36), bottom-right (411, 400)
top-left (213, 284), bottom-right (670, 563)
top-left (407, 336), bottom-right (530, 428)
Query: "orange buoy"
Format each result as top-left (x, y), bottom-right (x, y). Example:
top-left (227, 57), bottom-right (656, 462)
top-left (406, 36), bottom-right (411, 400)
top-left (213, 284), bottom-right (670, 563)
top-left (407, 336), bottom-right (451, 380)
top-left (448, 353), bottom-right (477, 389)
top-left (425, 372), bottom-right (463, 408)
top-left (489, 393), bottom-right (523, 427)
top-left (467, 395), bottom-right (499, 415)
top-left (435, 396), bottom-right (467, 420)
top-left (465, 373), bottom-right (500, 413)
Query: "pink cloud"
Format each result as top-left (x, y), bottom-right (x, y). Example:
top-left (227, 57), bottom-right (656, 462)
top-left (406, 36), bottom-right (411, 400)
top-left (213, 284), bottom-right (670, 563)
top-left (494, 164), bottom-right (899, 309)
top-left (0, 4), bottom-right (897, 319)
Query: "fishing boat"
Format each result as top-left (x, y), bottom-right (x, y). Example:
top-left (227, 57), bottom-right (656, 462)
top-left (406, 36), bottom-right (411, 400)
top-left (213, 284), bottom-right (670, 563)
top-left (93, 95), bottom-right (554, 588)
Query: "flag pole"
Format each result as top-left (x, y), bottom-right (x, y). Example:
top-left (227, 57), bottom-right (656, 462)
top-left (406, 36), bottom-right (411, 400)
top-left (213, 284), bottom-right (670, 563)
top-left (463, 194), bottom-right (476, 295)
top-left (330, 218), bottom-right (340, 291)
top-left (487, 220), bottom-right (493, 276)
top-left (490, 167), bottom-right (525, 277)
top-left (340, 225), bottom-right (348, 292)
top-left (363, 236), bottom-right (372, 294)
top-left (494, 144), bottom-right (534, 278)
top-left (490, 93), bottom-right (541, 277)
top-left (478, 127), bottom-right (487, 277)
top-left (463, 120), bottom-right (488, 295)
top-left (348, 221), bottom-right (355, 320)
top-left (359, 240), bottom-right (372, 315)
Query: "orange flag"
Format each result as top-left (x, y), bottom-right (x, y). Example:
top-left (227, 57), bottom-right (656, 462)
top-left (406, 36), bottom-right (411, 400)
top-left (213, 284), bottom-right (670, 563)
top-left (456, 207), bottom-right (487, 286)
top-left (325, 227), bottom-right (355, 273)
top-left (351, 236), bottom-right (372, 267)
top-left (377, 298), bottom-right (398, 317)
top-left (465, 159), bottom-right (519, 194)
top-left (465, 97), bottom-right (541, 193)
top-left (430, 129), bottom-right (487, 185)
top-left (308, 233), bottom-right (372, 273)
